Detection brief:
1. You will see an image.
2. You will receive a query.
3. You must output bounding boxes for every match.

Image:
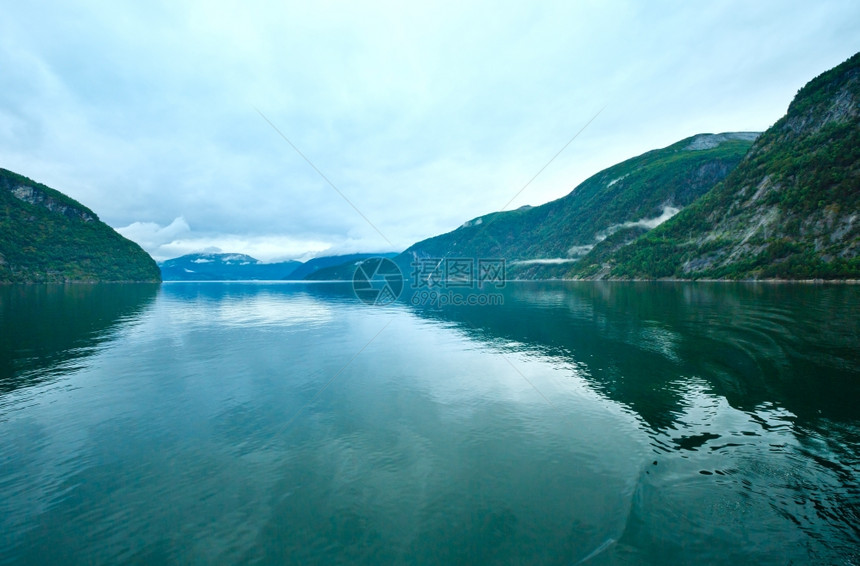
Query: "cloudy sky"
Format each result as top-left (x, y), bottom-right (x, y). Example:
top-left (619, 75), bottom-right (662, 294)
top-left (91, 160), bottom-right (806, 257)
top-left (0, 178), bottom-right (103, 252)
top-left (1, 1), bottom-right (857, 261)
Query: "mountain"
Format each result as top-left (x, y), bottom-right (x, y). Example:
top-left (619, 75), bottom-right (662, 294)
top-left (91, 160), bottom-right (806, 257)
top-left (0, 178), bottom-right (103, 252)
top-left (159, 253), bottom-right (301, 281)
top-left (398, 132), bottom-right (758, 279)
top-left (284, 253), bottom-right (397, 281)
top-left (0, 168), bottom-right (160, 283)
top-left (581, 52), bottom-right (860, 280)
top-left (300, 253), bottom-right (399, 281)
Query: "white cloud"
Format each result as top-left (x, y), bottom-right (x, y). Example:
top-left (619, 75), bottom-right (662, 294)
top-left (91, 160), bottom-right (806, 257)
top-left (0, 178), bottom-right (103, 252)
top-left (511, 258), bottom-right (580, 265)
top-left (116, 217), bottom-right (191, 259)
top-left (154, 235), bottom-right (331, 264)
top-left (116, 216), bottom-right (332, 262)
top-left (596, 206), bottom-right (682, 243)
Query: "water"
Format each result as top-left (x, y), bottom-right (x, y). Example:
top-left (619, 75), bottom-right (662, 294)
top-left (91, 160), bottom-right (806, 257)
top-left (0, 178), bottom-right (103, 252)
top-left (1, 282), bottom-right (858, 564)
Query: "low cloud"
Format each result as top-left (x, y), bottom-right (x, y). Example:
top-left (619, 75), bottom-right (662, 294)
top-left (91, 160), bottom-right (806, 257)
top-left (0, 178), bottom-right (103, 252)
top-left (595, 205), bottom-right (680, 242)
top-left (116, 217), bottom-right (191, 259)
top-left (117, 216), bottom-right (334, 262)
top-left (154, 236), bottom-right (332, 263)
top-left (511, 258), bottom-right (580, 265)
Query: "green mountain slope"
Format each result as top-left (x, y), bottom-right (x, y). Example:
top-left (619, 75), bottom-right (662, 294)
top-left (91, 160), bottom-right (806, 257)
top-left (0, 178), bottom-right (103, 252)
top-left (399, 132), bottom-right (757, 278)
top-left (0, 168), bottom-right (161, 283)
top-left (583, 52), bottom-right (860, 280)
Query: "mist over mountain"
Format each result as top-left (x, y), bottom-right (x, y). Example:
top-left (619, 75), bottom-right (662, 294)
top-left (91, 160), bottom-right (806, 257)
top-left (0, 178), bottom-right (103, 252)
top-left (158, 252), bottom-right (397, 281)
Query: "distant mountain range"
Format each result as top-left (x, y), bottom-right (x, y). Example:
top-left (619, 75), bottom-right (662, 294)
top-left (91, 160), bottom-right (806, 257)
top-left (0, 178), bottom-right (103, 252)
top-left (282, 253), bottom-right (397, 280)
top-left (159, 253), bottom-right (301, 281)
top-left (158, 252), bottom-right (396, 281)
top-left (0, 168), bottom-right (160, 283)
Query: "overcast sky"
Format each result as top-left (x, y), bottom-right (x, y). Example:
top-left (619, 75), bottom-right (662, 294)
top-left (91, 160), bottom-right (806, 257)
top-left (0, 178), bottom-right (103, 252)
top-left (1, 1), bottom-right (857, 261)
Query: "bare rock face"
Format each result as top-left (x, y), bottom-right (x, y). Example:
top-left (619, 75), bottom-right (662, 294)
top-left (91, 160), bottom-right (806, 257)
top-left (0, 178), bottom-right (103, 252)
top-left (782, 72), bottom-right (859, 135)
top-left (11, 184), bottom-right (95, 222)
top-left (684, 132), bottom-right (760, 151)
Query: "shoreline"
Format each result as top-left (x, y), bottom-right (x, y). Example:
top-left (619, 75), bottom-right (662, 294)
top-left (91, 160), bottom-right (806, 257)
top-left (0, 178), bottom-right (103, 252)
top-left (2, 278), bottom-right (858, 285)
top-left (513, 278), bottom-right (860, 284)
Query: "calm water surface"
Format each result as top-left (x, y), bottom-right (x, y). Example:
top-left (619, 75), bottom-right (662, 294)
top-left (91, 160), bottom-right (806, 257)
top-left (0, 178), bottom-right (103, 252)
top-left (1, 282), bottom-right (858, 564)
